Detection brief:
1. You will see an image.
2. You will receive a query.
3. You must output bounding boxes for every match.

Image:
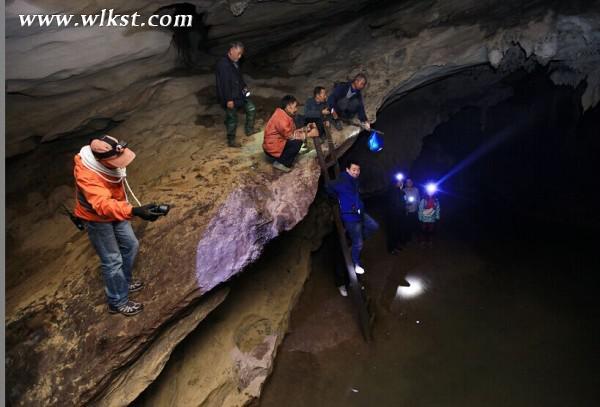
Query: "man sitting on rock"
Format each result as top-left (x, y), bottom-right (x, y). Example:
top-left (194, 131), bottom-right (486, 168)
top-left (263, 95), bottom-right (319, 172)
top-left (215, 41), bottom-right (257, 148)
top-left (304, 85), bottom-right (331, 137)
top-left (74, 135), bottom-right (163, 316)
top-left (327, 73), bottom-right (371, 131)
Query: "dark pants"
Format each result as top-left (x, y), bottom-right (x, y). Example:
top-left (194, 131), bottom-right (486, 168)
top-left (336, 97), bottom-right (362, 120)
top-left (419, 222), bottom-right (436, 243)
top-left (406, 211), bottom-right (419, 241)
top-left (304, 116), bottom-right (328, 138)
top-left (343, 213), bottom-right (379, 266)
top-left (387, 213), bottom-right (408, 251)
top-left (264, 139), bottom-right (303, 167)
top-left (224, 99), bottom-right (256, 140)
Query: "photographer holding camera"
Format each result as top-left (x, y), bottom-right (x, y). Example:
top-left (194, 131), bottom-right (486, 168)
top-left (215, 41), bottom-right (257, 148)
top-left (73, 135), bottom-right (169, 316)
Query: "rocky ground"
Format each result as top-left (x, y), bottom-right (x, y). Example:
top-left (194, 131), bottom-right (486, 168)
top-left (5, 0), bottom-right (600, 405)
top-left (5, 72), bottom-right (358, 406)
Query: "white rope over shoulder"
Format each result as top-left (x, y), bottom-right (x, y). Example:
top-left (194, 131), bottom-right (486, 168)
top-left (79, 145), bottom-right (142, 207)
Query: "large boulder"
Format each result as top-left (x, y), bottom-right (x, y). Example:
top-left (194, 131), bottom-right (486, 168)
top-left (5, 0), bottom-right (600, 405)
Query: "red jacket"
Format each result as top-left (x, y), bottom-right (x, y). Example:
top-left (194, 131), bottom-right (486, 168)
top-left (263, 108), bottom-right (296, 158)
top-left (73, 154), bottom-right (133, 222)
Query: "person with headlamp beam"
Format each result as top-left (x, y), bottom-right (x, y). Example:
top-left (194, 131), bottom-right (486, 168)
top-left (386, 172), bottom-right (409, 254)
top-left (418, 182), bottom-right (441, 248)
top-left (404, 178), bottom-right (421, 241)
top-left (73, 135), bottom-right (170, 316)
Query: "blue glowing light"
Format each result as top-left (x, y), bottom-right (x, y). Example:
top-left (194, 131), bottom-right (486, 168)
top-left (395, 172), bottom-right (405, 181)
top-left (368, 131), bottom-right (383, 152)
top-left (407, 196), bottom-right (415, 203)
top-left (425, 182), bottom-right (438, 195)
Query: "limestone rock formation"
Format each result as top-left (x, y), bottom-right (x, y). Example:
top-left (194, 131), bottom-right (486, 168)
top-left (5, 0), bottom-right (371, 156)
top-left (5, 0), bottom-right (600, 405)
top-left (136, 200), bottom-right (332, 407)
top-left (4, 72), bottom-right (329, 405)
top-left (91, 287), bottom-right (229, 407)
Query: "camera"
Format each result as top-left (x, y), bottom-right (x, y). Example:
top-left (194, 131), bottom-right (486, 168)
top-left (242, 87), bottom-right (251, 98)
top-left (149, 203), bottom-right (171, 216)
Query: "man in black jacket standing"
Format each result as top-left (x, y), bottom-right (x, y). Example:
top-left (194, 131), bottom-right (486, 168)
top-left (215, 41), bottom-right (256, 147)
top-left (387, 173), bottom-right (408, 254)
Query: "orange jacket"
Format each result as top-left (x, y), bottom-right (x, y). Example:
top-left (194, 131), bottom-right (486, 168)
top-left (263, 108), bottom-right (296, 158)
top-left (73, 154), bottom-right (133, 222)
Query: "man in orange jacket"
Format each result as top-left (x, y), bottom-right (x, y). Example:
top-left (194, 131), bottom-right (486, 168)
top-left (262, 95), bottom-right (319, 172)
top-left (74, 135), bottom-right (161, 316)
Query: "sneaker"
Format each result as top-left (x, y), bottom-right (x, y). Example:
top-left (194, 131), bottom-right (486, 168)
top-left (355, 265), bottom-right (365, 275)
top-left (338, 285), bottom-right (348, 297)
top-left (333, 119), bottom-right (343, 131)
top-left (299, 144), bottom-right (311, 154)
top-left (129, 280), bottom-right (144, 293)
top-left (273, 161), bottom-right (292, 172)
top-left (108, 300), bottom-right (143, 316)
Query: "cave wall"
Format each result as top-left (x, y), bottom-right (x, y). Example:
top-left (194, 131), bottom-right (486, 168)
top-left (5, 0), bottom-right (600, 405)
top-left (6, 0), bottom-right (600, 156)
top-left (5, 0), bottom-right (371, 156)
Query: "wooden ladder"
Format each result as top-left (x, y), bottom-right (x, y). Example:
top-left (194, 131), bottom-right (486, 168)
top-left (313, 127), bottom-right (373, 342)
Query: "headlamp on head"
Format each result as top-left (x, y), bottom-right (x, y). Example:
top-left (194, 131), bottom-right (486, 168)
top-left (91, 136), bottom-right (128, 160)
top-left (425, 182), bottom-right (438, 195)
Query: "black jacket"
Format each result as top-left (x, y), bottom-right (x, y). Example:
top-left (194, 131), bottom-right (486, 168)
top-left (327, 82), bottom-right (368, 122)
top-left (388, 186), bottom-right (407, 219)
top-left (215, 55), bottom-right (247, 108)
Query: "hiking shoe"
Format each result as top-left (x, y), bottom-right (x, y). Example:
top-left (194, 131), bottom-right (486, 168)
top-left (338, 285), bottom-right (348, 297)
top-left (355, 265), bottom-right (365, 275)
top-left (245, 126), bottom-right (261, 136)
top-left (129, 280), bottom-right (144, 293)
top-left (227, 139), bottom-right (242, 148)
top-left (273, 161), bottom-right (292, 172)
top-left (333, 119), bottom-right (343, 131)
top-left (299, 143), bottom-right (311, 155)
top-left (108, 300), bottom-right (143, 316)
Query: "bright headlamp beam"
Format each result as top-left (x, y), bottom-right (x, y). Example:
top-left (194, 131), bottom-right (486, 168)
top-left (425, 182), bottom-right (437, 195)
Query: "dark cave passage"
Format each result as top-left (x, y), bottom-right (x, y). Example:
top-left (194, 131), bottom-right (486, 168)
top-left (260, 64), bottom-right (600, 407)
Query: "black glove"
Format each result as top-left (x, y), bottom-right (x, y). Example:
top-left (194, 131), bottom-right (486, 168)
top-left (132, 204), bottom-right (160, 222)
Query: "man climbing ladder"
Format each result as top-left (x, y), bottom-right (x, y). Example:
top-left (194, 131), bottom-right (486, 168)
top-left (313, 126), bottom-right (374, 341)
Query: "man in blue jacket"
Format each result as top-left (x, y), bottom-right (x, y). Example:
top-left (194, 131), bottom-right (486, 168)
top-left (326, 160), bottom-right (379, 277)
top-left (304, 86), bottom-right (331, 137)
top-left (327, 73), bottom-right (371, 131)
top-left (215, 41), bottom-right (256, 147)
